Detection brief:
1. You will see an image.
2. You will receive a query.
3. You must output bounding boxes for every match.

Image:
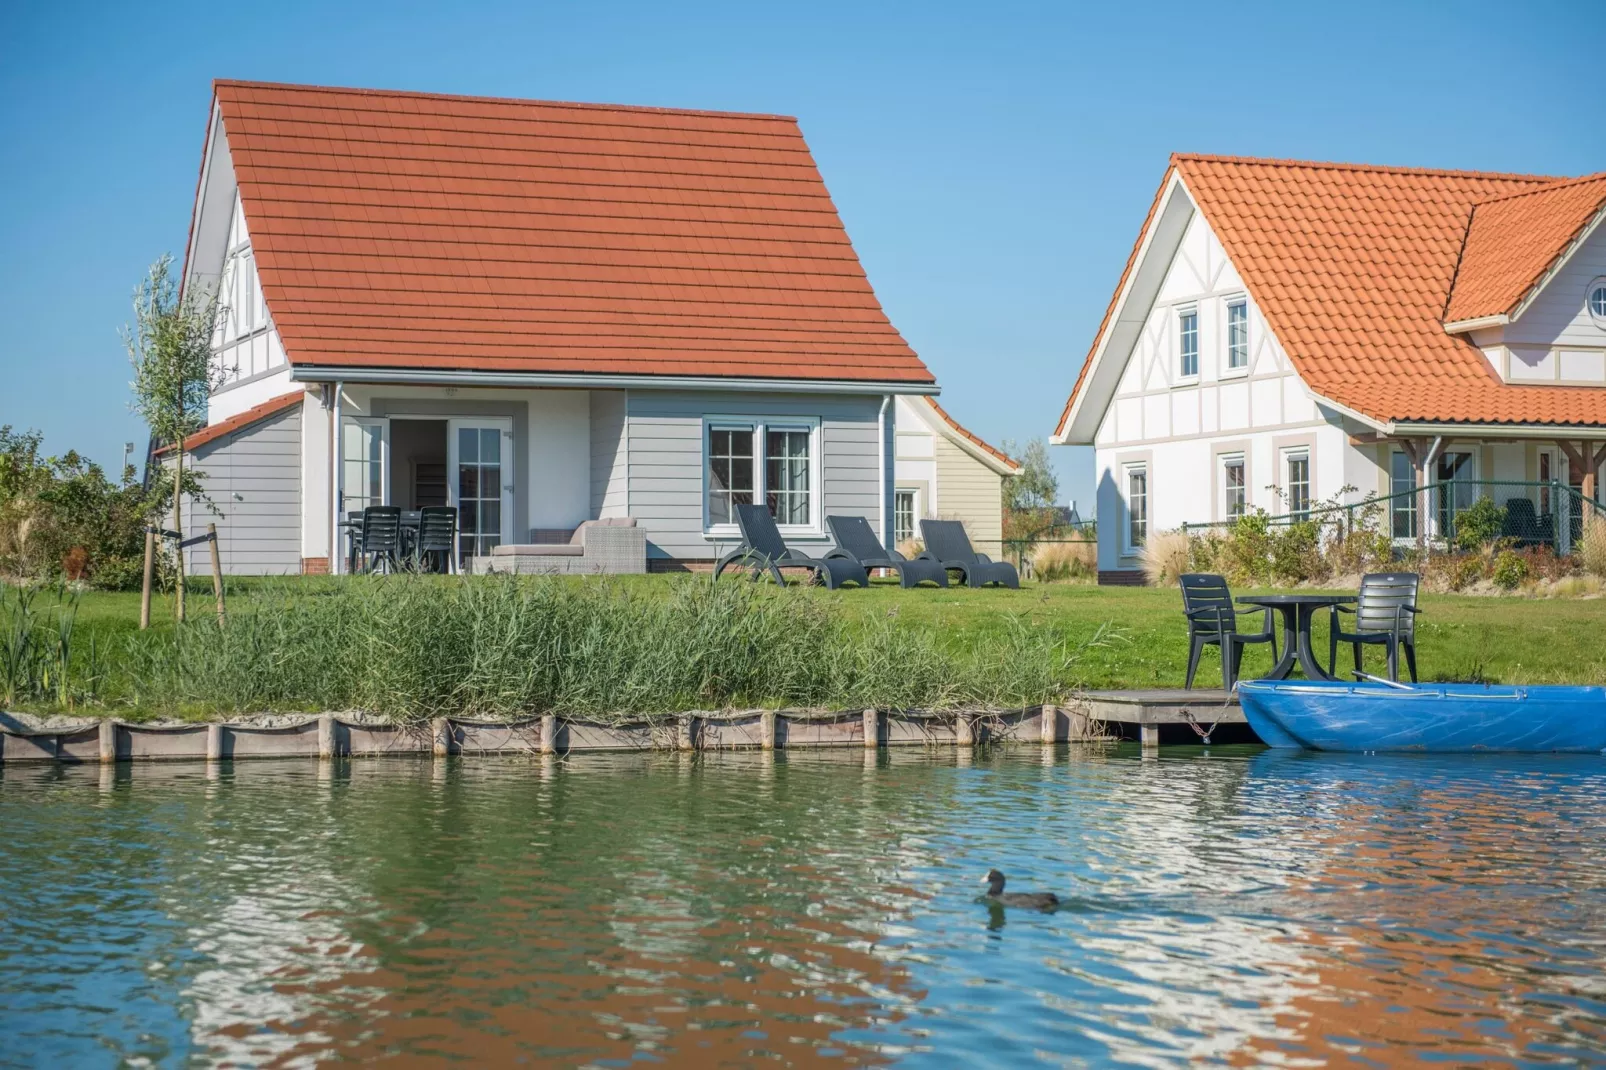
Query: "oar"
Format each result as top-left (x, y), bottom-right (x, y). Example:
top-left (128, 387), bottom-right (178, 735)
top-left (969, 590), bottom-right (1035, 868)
top-left (1352, 670), bottom-right (1415, 691)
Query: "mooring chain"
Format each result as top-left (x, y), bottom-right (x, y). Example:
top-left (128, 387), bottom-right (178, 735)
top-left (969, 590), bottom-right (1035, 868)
top-left (1181, 690), bottom-right (1236, 746)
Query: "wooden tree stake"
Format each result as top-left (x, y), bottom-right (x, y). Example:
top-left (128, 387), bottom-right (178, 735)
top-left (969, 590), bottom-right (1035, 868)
top-left (139, 528), bottom-right (154, 630)
top-left (208, 524), bottom-right (225, 625)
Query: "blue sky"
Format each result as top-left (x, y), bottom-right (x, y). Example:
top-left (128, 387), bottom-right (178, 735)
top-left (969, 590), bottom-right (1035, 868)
top-left (1, 0), bottom-right (1599, 511)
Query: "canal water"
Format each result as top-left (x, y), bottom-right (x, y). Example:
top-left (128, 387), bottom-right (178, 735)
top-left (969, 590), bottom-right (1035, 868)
top-left (2, 747), bottom-right (1604, 1067)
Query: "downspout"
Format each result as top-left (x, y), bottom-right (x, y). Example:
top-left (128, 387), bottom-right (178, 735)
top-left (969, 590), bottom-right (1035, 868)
top-left (878, 395), bottom-right (892, 547)
top-left (1418, 434), bottom-right (1443, 549)
top-left (330, 382), bottom-right (343, 574)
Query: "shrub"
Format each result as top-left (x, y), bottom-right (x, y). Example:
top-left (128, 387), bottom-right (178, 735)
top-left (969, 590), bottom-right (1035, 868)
top-left (1141, 530), bottom-right (1190, 587)
top-left (1491, 549), bottom-right (1528, 591)
top-left (1580, 513), bottom-right (1606, 579)
top-left (1270, 520), bottom-right (1325, 585)
top-left (1223, 511), bottom-right (1273, 584)
top-left (1454, 496), bottom-right (1506, 552)
top-left (1031, 539), bottom-right (1095, 582)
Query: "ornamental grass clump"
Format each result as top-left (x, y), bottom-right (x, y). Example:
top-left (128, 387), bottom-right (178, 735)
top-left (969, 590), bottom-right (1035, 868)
top-left (118, 575), bottom-right (1096, 721)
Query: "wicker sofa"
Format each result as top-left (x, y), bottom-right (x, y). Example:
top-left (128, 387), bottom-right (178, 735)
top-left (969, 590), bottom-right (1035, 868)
top-left (474, 518), bottom-right (646, 575)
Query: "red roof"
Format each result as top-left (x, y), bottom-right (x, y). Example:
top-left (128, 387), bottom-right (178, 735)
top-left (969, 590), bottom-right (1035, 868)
top-left (1444, 172), bottom-right (1606, 324)
top-left (1057, 155), bottom-right (1606, 436)
top-left (208, 80), bottom-right (933, 385)
top-left (158, 390), bottom-right (305, 454)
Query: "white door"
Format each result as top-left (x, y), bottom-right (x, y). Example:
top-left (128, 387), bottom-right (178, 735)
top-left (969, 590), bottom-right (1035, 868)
top-left (448, 419), bottom-right (514, 565)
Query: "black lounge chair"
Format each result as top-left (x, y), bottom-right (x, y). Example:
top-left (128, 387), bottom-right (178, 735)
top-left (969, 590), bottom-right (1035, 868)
top-left (918, 519), bottom-right (1020, 588)
top-left (824, 515), bottom-right (948, 588)
top-left (414, 505), bottom-right (458, 574)
top-left (1329, 571), bottom-right (1420, 683)
top-left (714, 503), bottom-right (868, 589)
top-left (1180, 573), bottom-right (1277, 690)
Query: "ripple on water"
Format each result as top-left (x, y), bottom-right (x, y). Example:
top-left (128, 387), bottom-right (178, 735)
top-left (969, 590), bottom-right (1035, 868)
top-left (2, 747), bottom-right (1605, 1066)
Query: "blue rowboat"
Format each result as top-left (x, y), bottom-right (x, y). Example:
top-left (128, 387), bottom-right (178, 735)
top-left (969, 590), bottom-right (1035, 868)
top-left (1237, 679), bottom-right (1606, 753)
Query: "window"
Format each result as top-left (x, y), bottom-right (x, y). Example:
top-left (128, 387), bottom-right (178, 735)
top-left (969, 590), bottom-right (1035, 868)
top-left (707, 426), bottom-right (755, 526)
top-left (705, 419), bottom-right (818, 531)
top-left (341, 420), bottom-right (385, 515)
top-left (1126, 466), bottom-right (1148, 549)
top-left (893, 489), bottom-right (917, 546)
top-left (765, 428), bottom-right (811, 525)
top-left (1390, 451), bottom-right (1416, 538)
top-left (1286, 451), bottom-right (1310, 521)
top-left (1590, 280), bottom-right (1606, 322)
top-left (1221, 455), bottom-right (1246, 520)
top-left (1226, 299), bottom-right (1249, 370)
top-left (1436, 451), bottom-right (1476, 538)
top-left (1178, 309), bottom-right (1199, 378)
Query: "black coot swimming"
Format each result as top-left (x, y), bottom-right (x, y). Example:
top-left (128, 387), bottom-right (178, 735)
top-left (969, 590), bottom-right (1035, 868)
top-left (981, 869), bottom-right (1059, 909)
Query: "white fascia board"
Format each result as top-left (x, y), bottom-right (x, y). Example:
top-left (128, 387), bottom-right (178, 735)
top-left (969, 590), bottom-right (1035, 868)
top-left (1052, 172), bottom-right (1195, 445)
top-left (1442, 313), bottom-right (1510, 335)
top-left (1389, 421), bottom-right (1606, 440)
top-left (289, 364), bottom-right (943, 396)
top-left (1314, 395), bottom-right (1388, 434)
top-left (181, 101), bottom-right (226, 295)
top-left (1505, 205), bottom-right (1606, 327)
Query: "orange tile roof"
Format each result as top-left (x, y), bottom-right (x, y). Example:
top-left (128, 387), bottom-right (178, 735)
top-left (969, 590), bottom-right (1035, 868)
top-left (1444, 171), bottom-right (1606, 324)
top-left (207, 80), bottom-right (933, 386)
top-left (920, 397), bottom-right (1018, 470)
top-left (158, 390), bottom-right (305, 454)
top-left (1057, 155), bottom-right (1606, 435)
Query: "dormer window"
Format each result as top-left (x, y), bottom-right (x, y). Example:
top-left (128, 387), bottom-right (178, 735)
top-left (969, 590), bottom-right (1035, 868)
top-left (1589, 279), bottom-right (1606, 323)
top-left (1178, 308), bottom-right (1199, 378)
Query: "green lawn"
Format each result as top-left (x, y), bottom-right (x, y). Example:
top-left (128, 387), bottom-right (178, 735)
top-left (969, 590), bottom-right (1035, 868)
top-left (63, 576), bottom-right (1606, 695)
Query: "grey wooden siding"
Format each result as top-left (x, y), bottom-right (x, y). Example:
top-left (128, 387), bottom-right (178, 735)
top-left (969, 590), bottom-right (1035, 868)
top-left (626, 391), bottom-right (882, 560)
top-left (183, 406), bottom-right (302, 575)
top-left (589, 390), bottom-right (628, 518)
top-left (1506, 227), bottom-right (1606, 347)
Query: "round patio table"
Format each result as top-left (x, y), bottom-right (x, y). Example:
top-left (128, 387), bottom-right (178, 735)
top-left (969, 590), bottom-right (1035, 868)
top-left (1236, 594), bottom-right (1356, 681)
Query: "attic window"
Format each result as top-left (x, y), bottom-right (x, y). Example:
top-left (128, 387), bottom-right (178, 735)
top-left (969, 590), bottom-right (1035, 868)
top-left (1589, 279), bottom-right (1606, 322)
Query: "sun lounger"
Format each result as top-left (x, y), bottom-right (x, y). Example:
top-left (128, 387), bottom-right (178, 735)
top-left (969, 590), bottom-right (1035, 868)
top-left (918, 519), bottom-right (1020, 588)
top-left (714, 504), bottom-right (868, 589)
top-left (824, 514), bottom-right (948, 587)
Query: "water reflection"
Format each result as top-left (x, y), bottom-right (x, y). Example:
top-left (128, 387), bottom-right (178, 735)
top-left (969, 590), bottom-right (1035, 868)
top-left (1, 747), bottom-right (1604, 1065)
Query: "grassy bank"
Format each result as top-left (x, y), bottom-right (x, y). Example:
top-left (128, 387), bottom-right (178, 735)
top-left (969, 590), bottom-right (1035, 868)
top-left (6, 575), bottom-right (1603, 720)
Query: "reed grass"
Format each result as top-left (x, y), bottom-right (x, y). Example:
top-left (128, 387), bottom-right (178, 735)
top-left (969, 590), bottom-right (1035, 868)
top-left (114, 575), bottom-right (1098, 721)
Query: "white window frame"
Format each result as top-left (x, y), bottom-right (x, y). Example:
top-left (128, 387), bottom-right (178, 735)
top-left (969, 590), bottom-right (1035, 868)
top-left (1220, 453), bottom-right (1246, 522)
top-left (1390, 449), bottom-right (1417, 541)
top-left (1176, 306), bottom-right (1199, 381)
top-left (1284, 448), bottom-right (1311, 521)
top-left (340, 417), bottom-right (389, 516)
top-left (1588, 278), bottom-right (1606, 325)
top-left (1225, 297), bottom-right (1250, 372)
top-left (893, 487), bottom-right (919, 547)
top-left (1123, 464), bottom-right (1148, 553)
top-left (702, 415), bottom-right (822, 538)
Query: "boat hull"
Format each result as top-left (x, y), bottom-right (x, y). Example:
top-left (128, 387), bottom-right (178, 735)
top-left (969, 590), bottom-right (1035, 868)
top-left (1237, 680), bottom-right (1606, 753)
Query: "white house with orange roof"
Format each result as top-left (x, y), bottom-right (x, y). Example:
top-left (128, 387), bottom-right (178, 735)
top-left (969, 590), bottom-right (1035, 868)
top-left (1052, 154), bottom-right (1606, 583)
top-left (164, 79), bottom-right (1012, 575)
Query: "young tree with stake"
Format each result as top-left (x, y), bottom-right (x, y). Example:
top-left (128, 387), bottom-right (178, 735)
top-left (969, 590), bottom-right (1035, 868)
top-left (125, 255), bottom-right (224, 623)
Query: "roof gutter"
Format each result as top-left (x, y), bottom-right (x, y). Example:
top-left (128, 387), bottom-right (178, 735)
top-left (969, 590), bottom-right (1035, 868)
top-left (289, 365), bottom-right (941, 397)
top-left (1442, 313), bottom-right (1510, 335)
top-left (1388, 421), bottom-right (1606, 440)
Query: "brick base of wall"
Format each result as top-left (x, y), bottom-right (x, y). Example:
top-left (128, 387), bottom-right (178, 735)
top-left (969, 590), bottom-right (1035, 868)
top-left (1098, 569), bottom-right (1147, 587)
top-left (301, 557), bottom-right (330, 575)
top-left (647, 558), bottom-right (716, 573)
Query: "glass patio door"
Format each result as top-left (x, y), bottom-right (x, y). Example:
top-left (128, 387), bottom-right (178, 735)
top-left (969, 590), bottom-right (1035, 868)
top-left (448, 419), bottom-right (513, 565)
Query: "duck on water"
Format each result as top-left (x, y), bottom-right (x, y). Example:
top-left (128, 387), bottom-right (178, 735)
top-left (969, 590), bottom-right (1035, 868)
top-left (981, 869), bottom-right (1059, 910)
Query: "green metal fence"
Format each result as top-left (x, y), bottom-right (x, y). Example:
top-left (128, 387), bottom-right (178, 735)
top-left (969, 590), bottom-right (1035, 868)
top-left (1181, 480), bottom-right (1605, 554)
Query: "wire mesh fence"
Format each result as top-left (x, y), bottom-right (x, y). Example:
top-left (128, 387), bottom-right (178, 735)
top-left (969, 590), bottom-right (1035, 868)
top-left (1181, 480), bottom-right (1605, 555)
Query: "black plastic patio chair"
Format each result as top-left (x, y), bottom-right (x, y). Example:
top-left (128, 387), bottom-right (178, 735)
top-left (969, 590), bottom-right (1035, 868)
top-left (413, 506), bottom-right (457, 574)
top-left (1180, 573), bottom-right (1277, 690)
top-left (1329, 571), bottom-right (1420, 683)
top-left (1502, 498), bottom-right (1544, 548)
top-left (918, 520), bottom-right (1020, 588)
top-left (713, 503), bottom-right (868, 589)
top-left (357, 506), bottom-right (403, 574)
top-left (824, 515), bottom-right (948, 588)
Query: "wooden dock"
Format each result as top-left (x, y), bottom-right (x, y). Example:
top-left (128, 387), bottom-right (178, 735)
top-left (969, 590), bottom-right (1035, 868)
top-left (1079, 689), bottom-right (1245, 747)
